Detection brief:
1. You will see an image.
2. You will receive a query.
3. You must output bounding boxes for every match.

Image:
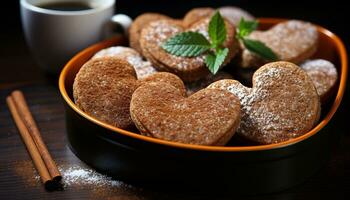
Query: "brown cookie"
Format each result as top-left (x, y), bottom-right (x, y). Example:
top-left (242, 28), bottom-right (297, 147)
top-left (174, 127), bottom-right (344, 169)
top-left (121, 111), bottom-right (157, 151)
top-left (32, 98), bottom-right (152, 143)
top-left (130, 82), bottom-right (241, 146)
top-left (300, 59), bottom-right (338, 104)
top-left (129, 13), bottom-right (170, 53)
top-left (140, 16), bottom-right (238, 82)
top-left (238, 20), bottom-right (318, 68)
top-left (186, 71), bottom-right (232, 96)
top-left (92, 46), bottom-right (157, 79)
top-left (209, 61), bottom-right (321, 144)
top-left (73, 57), bottom-right (185, 129)
top-left (183, 7), bottom-right (255, 27)
top-left (183, 7), bottom-right (215, 27)
top-left (219, 6), bottom-right (255, 26)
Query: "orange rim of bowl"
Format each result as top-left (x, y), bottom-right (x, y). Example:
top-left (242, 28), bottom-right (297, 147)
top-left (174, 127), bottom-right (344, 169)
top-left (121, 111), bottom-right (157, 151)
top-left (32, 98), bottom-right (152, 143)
top-left (59, 18), bottom-right (348, 152)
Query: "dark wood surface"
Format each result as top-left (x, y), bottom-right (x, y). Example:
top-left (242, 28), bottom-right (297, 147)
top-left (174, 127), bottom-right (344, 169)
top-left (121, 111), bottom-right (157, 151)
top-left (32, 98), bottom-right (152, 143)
top-left (1, 1), bottom-right (349, 199)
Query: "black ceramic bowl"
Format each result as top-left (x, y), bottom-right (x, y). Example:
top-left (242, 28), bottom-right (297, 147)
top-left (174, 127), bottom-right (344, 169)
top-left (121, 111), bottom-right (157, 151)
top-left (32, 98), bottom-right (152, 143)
top-left (59, 18), bottom-right (347, 194)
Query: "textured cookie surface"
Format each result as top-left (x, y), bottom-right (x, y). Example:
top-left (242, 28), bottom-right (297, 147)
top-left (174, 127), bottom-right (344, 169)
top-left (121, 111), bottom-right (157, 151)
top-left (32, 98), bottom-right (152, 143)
top-left (92, 46), bottom-right (157, 79)
top-left (239, 20), bottom-right (318, 68)
top-left (129, 13), bottom-right (170, 54)
top-left (300, 59), bottom-right (338, 103)
top-left (209, 61), bottom-right (321, 144)
top-left (183, 7), bottom-right (214, 27)
top-left (130, 82), bottom-right (241, 146)
top-left (184, 7), bottom-right (255, 27)
top-left (73, 57), bottom-right (184, 129)
top-left (219, 6), bottom-right (255, 26)
top-left (140, 17), bottom-right (238, 82)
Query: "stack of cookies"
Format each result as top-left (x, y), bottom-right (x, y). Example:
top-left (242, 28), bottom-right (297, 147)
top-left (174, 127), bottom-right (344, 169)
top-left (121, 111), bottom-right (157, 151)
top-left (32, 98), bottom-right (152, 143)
top-left (72, 6), bottom-right (338, 146)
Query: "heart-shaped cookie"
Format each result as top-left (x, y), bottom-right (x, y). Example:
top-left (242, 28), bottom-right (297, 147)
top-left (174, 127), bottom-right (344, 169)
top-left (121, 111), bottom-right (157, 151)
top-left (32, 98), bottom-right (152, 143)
top-left (139, 16), bottom-right (238, 82)
top-left (92, 46), bottom-right (157, 79)
top-left (183, 7), bottom-right (255, 27)
top-left (300, 59), bottom-right (338, 104)
top-left (130, 82), bottom-right (241, 146)
top-left (73, 57), bottom-right (185, 129)
top-left (209, 61), bottom-right (321, 144)
top-left (129, 13), bottom-right (170, 54)
top-left (219, 6), bottom-right (255, 26)
top-left (239, 20), bottom-right (318, 68)
top-left (183, 7), bottom-right (215, 27)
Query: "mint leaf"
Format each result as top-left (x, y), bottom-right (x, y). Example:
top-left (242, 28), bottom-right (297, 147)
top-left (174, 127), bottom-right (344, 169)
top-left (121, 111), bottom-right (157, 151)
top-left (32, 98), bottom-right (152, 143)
top-left (208, 10), bottom-right (226, 46)
top-left (236, 18), bottom-right (278, 61)
top-left (205, 48), bottom-right (229, 74)
top-left (237, 18), bottom-right (258, 39)
top-left (161, 12), bottom-right (231, 74)
top-left (161, 32), bottom-right (211, 57)
top-left (242, 38), bottom-right (278, 61)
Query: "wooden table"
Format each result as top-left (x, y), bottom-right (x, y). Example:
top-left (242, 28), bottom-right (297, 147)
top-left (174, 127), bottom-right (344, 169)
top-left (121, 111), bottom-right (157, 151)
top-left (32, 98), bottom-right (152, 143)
top-left (1, 2), bottom-right (349, 199)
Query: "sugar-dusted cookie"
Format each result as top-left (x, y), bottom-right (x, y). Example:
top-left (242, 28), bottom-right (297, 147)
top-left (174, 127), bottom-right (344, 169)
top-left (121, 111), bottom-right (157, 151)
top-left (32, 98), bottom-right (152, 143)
top-left (300, 59), bottom-right (338, 103)
top-left (92, 46), bottom-right (157, 79)
top-left (186, 71), bottom-right (232, 96)
top-left (129, 13), bottom-right (170, 54)
top-left (184, 7), bottom-right (255, 27)
top-left (140, 16), bottom-right (238, 82)
top-left (183, 7), bottom-right (215, 27)
top-left (239, 20), bottom-right (318, 68)
top-left (73, 57), bottom-right (184, 129)
top-left (209, 61), bottom-right (321, 144)
top-left (130, 82), bottom-right (241, 145)
top-left (219, 6), bottom-right (255, 26)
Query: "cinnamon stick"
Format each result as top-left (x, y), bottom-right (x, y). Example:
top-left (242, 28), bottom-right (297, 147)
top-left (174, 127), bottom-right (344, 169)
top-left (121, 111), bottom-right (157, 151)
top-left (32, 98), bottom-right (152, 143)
top-left (6, 96), bottom-right (52, 186)
top-left (11, 90), bottom-right (62, 181)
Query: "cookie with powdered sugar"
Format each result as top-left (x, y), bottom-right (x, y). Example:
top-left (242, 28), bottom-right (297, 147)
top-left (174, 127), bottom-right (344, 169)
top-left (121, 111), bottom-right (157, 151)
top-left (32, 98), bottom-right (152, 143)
top-left (209, 61), bottom-right (321, 144)
top-left (129, 13), bottom-right (170, 54)
top-left (300, 59), bottom-right (338, 104)
top-left (73, 57), bottom-right (185, 129)
top-left (238, 20), bottom-right (318, 68)
top-left (219, 6), bottom-right (255, 26)
top-left (92, 46), bottom-right (157, 79)
top-left (183, 7), bottom-right (215, 27)
top-left (130, 81), bottom-right (241, 146)
top-left (184, 7), bottom-right (255, 27)
top-left (140, 16), bottom-right (238, 82)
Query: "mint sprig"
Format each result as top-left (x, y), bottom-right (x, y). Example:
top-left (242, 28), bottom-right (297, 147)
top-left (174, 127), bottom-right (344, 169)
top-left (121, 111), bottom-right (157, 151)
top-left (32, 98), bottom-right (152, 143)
top-left (161, 12), bottom-right (278, 75)
top-left (236, 18), bottom-right (278, 61)
top-left (162, 10), bottom-right (227, 75)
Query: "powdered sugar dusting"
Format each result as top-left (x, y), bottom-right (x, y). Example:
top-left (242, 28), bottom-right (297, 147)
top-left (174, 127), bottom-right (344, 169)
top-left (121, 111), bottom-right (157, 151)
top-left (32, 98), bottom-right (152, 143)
top-left (301, 59), bottom-right (338, 98)
top-left (301, 59), bottom-right (337, 75)
top-left (209, 62), bottom-right (320, 144)
top-left (60, 166), bottom-right (123, 187)
top-left (93, 46), bottom-right (157, 79)
top-left (142, 19), bottom-right (206, 71)
top-left (241, 20), bottom-right (318, 68)
top-left (33, 165), bottom-right (129, 189)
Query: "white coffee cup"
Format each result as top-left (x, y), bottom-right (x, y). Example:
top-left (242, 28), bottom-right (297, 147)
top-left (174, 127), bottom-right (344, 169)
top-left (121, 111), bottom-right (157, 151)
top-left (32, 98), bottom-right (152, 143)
top-left (20, 0), bottom-right (131, 74)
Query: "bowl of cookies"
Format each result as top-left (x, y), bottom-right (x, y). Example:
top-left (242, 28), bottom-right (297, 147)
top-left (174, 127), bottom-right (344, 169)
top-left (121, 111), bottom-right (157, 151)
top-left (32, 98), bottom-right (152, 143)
top-left (59, 7), bottom-right (347, 194)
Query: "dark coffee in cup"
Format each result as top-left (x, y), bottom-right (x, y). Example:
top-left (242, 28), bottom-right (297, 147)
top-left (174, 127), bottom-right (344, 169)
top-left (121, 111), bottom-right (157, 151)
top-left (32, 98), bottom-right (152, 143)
top-left (38, 2), bottom-right (93, 11)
